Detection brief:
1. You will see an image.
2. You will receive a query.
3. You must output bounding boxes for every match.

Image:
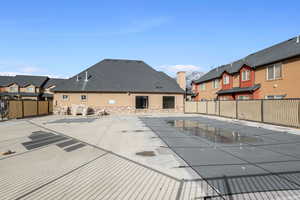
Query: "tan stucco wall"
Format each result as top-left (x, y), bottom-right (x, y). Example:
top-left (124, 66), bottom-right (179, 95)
top-left (53, 92), bottom-right (184, 113)
top-left (4, 84), bottom-right (19, 92)
top-left (255, 57), bottom-right (300, 98)
top-left (195, 79), bottom-right (220, 100)
top-left (20, 84), bottom-right (37, 93)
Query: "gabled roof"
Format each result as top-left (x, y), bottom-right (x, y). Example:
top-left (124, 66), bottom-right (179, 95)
top-left (194, 36), bottom-right (300, 84)
top-left (0, 75), bottom-right (50, 88)
top-left (14, 75), bottom-right (49, 87)
top-left (53, 59), bottom-right (185, 94)
top-left (0, 76), bottom-right (15, 86)
top-left (44, 78), bottom-right (66, 88)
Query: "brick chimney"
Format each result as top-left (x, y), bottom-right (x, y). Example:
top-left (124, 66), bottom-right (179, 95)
top-left (176, 71), bottom-right (186, 90)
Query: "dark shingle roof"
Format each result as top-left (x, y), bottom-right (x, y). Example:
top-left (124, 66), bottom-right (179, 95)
top-left (53, 59), bottom-right (185, 94)
top-left (194, 36), bottom-right (300, 84)
top-left (0, 75), bottom-right (51, 88)
top-left (0, 76), bottom-right (15, 86)
top-left (0, 92), bottom-right (39, 97)
top-left (44, 78), bottom-right (66, 88)
top-left (14, 75), bottom-right (49, 87)
top-left (216, 84), bottom-right (261, 95)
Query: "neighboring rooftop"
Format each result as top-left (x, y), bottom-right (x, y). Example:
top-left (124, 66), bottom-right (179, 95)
top-left (194, 36), bottom-right (300, 84)
top-left (0, 75), bottom-right (66, 89)
top-left (53, 59), bottom-right (185, 94)
top-left (44, 78), bottom-right (66, 88)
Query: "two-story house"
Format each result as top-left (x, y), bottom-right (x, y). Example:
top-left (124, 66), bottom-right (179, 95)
top-left (192, 36), bottom-right (300, 100)
top-left (0, 75), bottom-right (65, 100)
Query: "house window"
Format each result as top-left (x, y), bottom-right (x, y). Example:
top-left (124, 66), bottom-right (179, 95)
top-left (81, 95), bottom-right (87, 101)
top-left (223, 75), bottom-right (230, 85)
top-left (27, 87), bottom-right (34, 92)
top-left (265, 95), bottom-right (285, 99)
top-left (212, 79), bottom-right (219, 89)
top-left (219, 96), bottom-right (228, 100)
top-left (10, 86), bottom-right (18, 92)
top-left (238, 95), bottom-right (250, 100)
top-left (135, 96), bottom-right (148, 109)
top-left (62, 95), bottom-right (69, 100)
top-left (267, 63), bottom-right (282, 80)
top-left (241, 70), bottom-right (250, 81)
top-left (200, 83), bottom-right (206, 91)
top-left (163, 96), bottom-right (175, 109)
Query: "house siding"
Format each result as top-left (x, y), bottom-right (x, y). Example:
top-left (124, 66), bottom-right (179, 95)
top-left (192, 56), bottom-right (300, 100)
top-left (194, 79), bottom-right (220, 100)
top-left (54, 92), bottom-right (184, 114)
top-left (255, 57), bottom-right (300, 98)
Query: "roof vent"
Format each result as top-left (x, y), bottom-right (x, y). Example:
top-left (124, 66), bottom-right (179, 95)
top-left (85, 71), bottom-right (88, 82)
top-left (76, 75), bottom-right (79, 82)
top-left (297, 36), bottom-right (300, 43)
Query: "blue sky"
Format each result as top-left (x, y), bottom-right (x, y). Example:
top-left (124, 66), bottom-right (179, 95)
top-left (0, 0), bottom-right (299, 78)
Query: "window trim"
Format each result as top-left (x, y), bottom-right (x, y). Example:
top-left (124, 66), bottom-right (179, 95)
top-left (241, 70), bottom-right (250, 81)
top-left (62, 95), bottom-right (69, 101)
top-left (212, 79), bottom-right (219, 89)
top-left (237, 95), bottom-right (250, 100)
top-left (223, 75), bottom-right (230, 85)
top-left (265, 95), bottom-right (285, 99)
top-left (267, 63), bottom-right (282, 80)
top-left (200, 83), bottom-right (206, 91)
top-left (162, 96), bottom-right (175, 109)
top-left (80, 95), bottom-right (87, 101)
top-left (135, 96), bottom-right (149, 109)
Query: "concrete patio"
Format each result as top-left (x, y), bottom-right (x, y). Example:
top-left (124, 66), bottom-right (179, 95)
top-left (1, 114), bottom-right (300, 199)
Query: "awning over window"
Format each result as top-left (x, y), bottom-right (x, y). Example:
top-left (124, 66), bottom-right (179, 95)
top-left (217, 84), bottom-right (260, 95)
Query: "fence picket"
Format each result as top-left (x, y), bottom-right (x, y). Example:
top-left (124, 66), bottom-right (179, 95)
top-left (185, 99), bottom-right (300, 128)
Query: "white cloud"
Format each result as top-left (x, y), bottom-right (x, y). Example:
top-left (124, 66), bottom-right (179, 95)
top-left (157, 64), bottom-right (202, 76)
top-left (0, 61), bottom-right (66, 78)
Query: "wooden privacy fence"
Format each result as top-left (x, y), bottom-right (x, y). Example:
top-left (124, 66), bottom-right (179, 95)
top-left (185, 99), bottom-right (300, 128)
top-left (7, 100), bottom-right (53, 119)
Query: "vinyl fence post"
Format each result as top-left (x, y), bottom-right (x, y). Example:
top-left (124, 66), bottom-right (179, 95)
top-left (196, 101), bottom-right (199, 113)
top-left (206, 101), bottom-right (208, 114)
top-left (47, 100), bottom-right (50, 114)
top-left (261, 99), bottom-right (264, 122)
top-left (236, 100), bottom-right (238, 119)
top-left (219, 100), bottom-right (221, 116)
top-left (22, 100), bottom-right (24, 118)
top-left (37, 100), bottom-right (39, 116)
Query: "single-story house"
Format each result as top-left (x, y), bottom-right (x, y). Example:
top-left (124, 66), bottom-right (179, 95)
top-left (53, 59), bottom-right (185, 114)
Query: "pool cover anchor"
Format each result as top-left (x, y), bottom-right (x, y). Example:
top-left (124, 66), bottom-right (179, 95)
top-left (2, 150), bottom-right (16, 156)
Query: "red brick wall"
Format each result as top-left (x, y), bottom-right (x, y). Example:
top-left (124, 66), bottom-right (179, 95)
top-left (240, 65), bottom-right (255, 88)
top-left (221, 72), bottom-right (233, 90)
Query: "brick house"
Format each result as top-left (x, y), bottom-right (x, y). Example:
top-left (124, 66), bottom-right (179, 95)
top-left (192, 36), bottom-right (300, 100)
top-left (52, 59), bottom-right (185, 114)
top-left (0, 75), bottom-right (65, 100)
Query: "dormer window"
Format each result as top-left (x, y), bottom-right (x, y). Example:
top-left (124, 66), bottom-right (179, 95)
top-left (241, 70), bottom-right (250, 81)
top-left (10, 85), bottom-right (18, 92)
top-left (27, 87), bottom-right (34, 92)
top-left (223, 75), bottom-right (230, 85)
